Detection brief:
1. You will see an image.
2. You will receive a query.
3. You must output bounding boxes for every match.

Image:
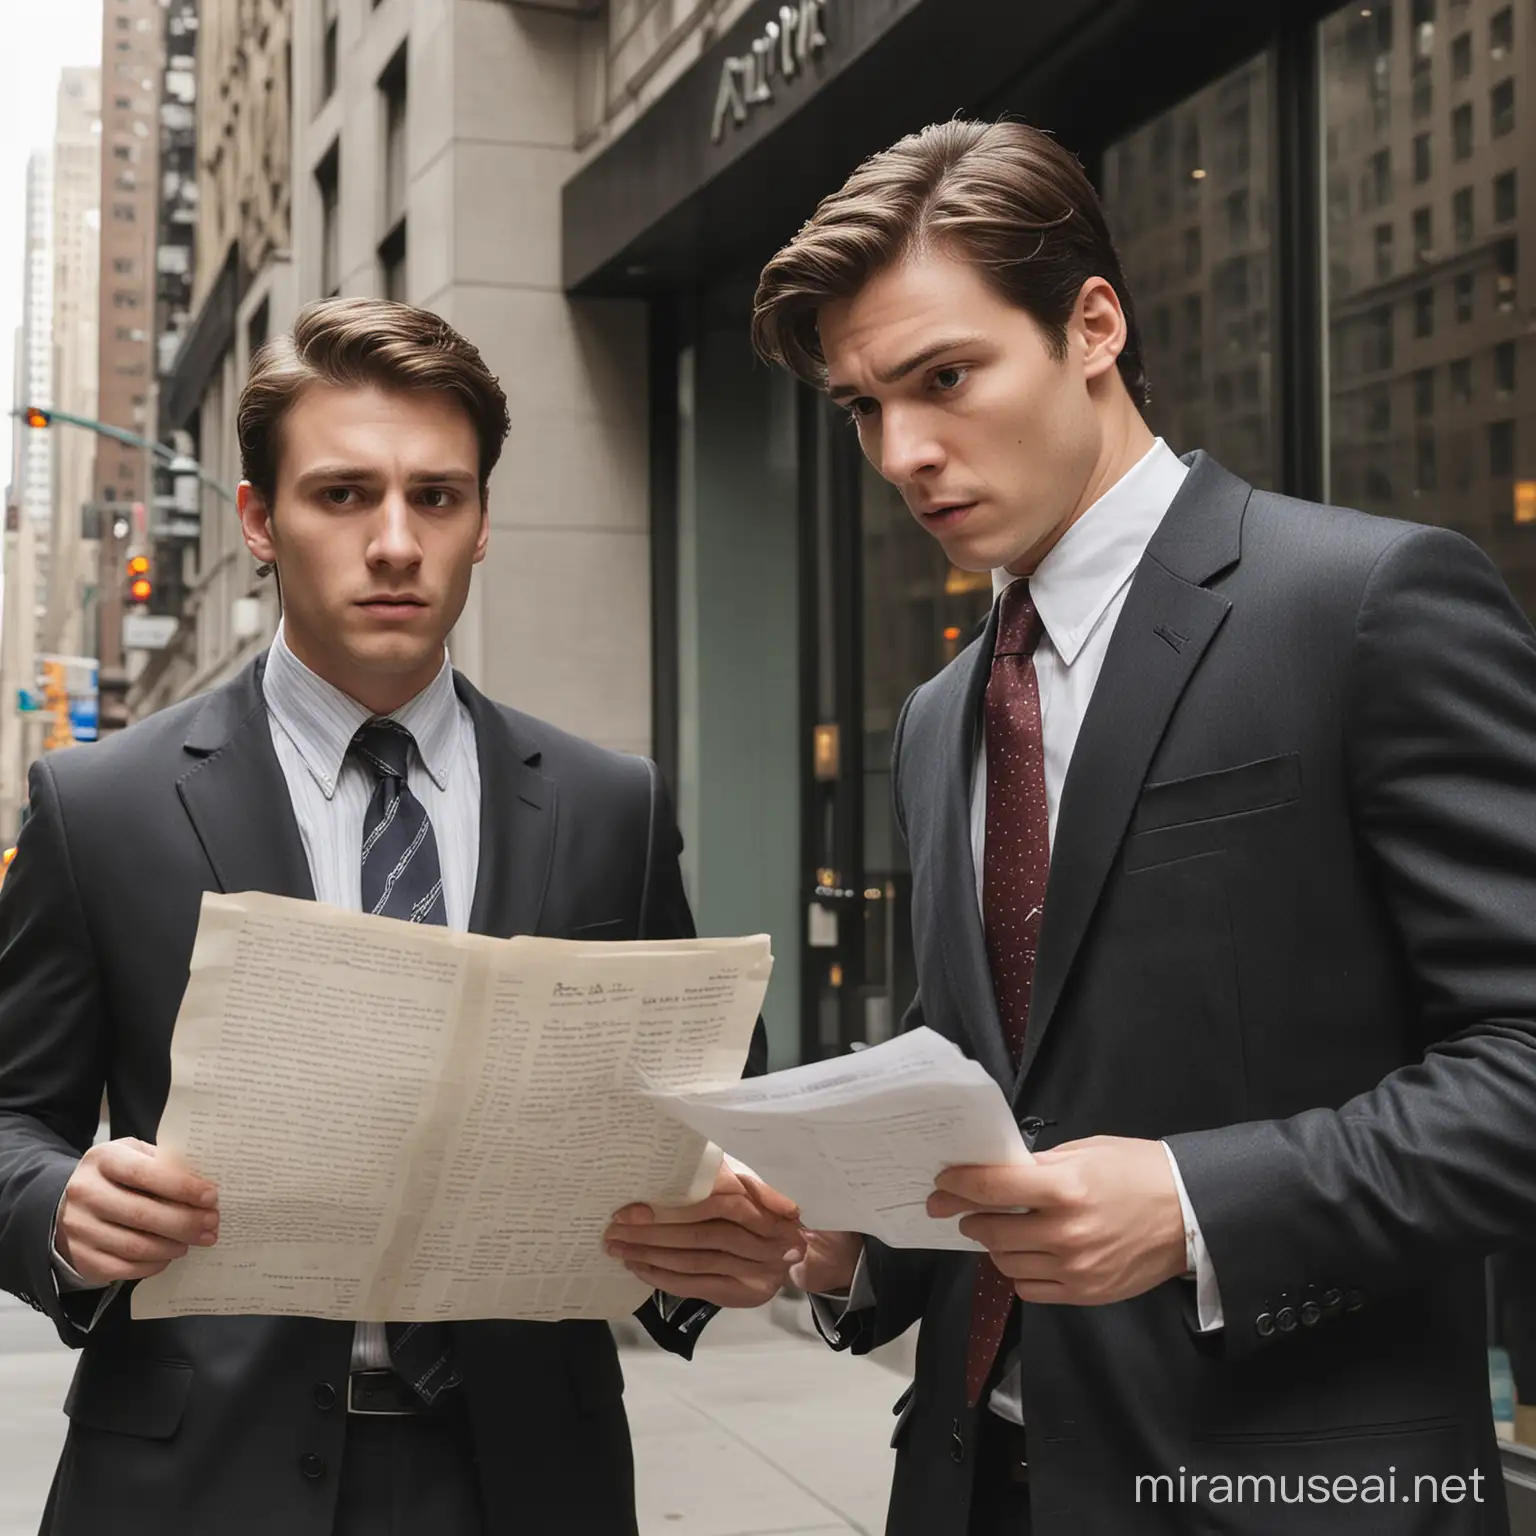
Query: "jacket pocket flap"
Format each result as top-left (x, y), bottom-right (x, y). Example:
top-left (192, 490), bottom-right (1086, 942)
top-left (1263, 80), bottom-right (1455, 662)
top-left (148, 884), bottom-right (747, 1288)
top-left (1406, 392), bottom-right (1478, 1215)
top-left (1131, 753), bottom-right (1301, 836)
top-left (64, 1353), bottom-right (192, 1440)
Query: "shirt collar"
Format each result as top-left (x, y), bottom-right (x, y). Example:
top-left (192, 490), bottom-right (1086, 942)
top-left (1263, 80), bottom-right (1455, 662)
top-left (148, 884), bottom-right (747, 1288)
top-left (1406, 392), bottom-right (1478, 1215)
top-left (991, 438), bottom-right (1189, 666)
top-left (262, 623), bottom-right (459, 799)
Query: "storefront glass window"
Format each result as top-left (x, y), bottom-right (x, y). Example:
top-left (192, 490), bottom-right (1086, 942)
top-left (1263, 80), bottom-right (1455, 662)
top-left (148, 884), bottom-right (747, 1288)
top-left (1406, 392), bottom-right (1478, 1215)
top-left (1321, 0), bottom-right (1535, 616)
top-left (1101, 52), bottom-right (1278, 490)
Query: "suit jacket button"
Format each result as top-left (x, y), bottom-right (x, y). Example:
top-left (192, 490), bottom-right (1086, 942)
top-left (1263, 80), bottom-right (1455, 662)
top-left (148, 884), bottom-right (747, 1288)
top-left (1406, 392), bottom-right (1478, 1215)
top-left (313, 1382), bottom-right (337, 1412)
top-left (1275, 1306), bottom-right (1298, 1333)
top-left (1254, 1312), bottom-right (1276, 1338)
top-left (1321, 1288), bottom-right (1344, 1316)
top-left (299, 1453), bottom-right (326, 1480)
top-left (1299, 1301), bottom-right (1322, 1327)
top-left (1345, 1288), bottom-right (1365, 1313)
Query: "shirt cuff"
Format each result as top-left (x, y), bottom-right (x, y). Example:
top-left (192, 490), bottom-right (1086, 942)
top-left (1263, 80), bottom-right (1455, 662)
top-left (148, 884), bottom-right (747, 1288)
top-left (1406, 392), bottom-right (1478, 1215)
top-left (807, 1241), bottom-right (874, 1343)
top-left (1161, 1141), bottom-right (1223, 1332)
top-left (50, 1190), bottom-right (121, 1332)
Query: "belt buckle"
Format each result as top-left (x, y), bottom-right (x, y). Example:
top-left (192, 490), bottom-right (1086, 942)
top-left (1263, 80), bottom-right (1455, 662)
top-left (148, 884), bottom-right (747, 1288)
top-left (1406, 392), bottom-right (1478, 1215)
top-left (347, 1368), bottom-right (418, 1417)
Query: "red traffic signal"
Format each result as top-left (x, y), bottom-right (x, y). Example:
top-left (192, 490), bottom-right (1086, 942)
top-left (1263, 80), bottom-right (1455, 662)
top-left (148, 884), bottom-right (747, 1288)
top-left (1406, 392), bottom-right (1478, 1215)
top-left (126, 553), bottom-right (152, 604)
top-left (23, 406), bottom-right (51, 429)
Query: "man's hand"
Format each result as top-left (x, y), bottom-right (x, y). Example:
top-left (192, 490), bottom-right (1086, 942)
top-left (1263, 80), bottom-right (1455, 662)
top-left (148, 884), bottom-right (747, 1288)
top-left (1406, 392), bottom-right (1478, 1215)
top-left (789, 1229), bottom-right (863, 1296)
top-left (56, 1138), bottom-right (219, 1286)
top-left (928, 1136), bottom-right (1187, 1306)
top-left (605, 1163), bottom-right (805, 1309)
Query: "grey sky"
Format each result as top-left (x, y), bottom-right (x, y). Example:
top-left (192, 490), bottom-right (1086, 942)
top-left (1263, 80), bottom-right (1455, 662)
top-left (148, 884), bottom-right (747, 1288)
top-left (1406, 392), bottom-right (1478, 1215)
top-left (0, 0), bottom-right (103, 496)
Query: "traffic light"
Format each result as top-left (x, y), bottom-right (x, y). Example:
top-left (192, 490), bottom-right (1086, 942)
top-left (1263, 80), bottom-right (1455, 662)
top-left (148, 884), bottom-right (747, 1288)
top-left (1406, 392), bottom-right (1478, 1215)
top-left (126, 553), bottom-right (152, 605)
top-left (22, 406), bottom-right (51, 429)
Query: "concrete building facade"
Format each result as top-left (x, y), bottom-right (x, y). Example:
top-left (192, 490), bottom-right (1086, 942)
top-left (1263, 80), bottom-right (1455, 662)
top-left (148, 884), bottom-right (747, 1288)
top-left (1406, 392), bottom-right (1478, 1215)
top-left (43, 68), bottom-right (103, 665)
top-left (92, 0), bottom-right (164, 731)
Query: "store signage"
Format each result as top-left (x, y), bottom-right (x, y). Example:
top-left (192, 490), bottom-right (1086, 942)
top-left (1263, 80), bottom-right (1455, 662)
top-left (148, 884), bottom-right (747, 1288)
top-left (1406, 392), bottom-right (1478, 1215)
top-left (122, 613), bottom-right (179, 651)
top-left (712, 0), bottom-right (830, 144)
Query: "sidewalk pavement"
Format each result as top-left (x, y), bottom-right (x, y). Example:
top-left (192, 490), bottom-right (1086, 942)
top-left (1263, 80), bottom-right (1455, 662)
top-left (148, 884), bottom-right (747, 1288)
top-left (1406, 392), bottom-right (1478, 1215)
top-left (0, 1293), bottom-right (904, 1536)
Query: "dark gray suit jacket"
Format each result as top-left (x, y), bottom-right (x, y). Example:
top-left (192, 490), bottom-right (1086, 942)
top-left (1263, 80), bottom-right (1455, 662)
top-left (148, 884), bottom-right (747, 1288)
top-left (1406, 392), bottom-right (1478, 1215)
top-left (832, 455), bottom-right (1536, 1535)
top-left (0, 658), bottom-right (765, 1536)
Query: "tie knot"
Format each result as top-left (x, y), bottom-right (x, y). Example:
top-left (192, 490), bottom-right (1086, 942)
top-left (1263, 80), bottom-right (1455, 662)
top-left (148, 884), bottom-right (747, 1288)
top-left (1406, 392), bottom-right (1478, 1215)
top-left (994, 580), bottom-right (1043, 658)
top-left (351, 719), bottom-right (416, 783)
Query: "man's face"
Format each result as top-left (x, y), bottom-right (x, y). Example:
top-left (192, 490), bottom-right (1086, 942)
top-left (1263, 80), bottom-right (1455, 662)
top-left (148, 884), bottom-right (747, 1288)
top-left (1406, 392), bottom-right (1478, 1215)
top-left (237, 384), bottom-right (488, 708)
top-left (820, 250), bottom-right (1118, 574)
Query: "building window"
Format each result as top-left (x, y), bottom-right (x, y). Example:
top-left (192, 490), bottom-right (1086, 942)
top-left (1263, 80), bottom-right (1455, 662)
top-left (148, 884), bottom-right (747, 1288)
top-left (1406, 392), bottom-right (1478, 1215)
top-left (1453, 185), bottom-right (1474, 244)
top-left (1415, 286), bottom-right (1435, 336)
top-left (112, 144), bottom-right (131, 161)
top-left (1490, 6), bottom-right (1513, 59)
top-left (321, 0), bottom-right (339, 105)
top-left (1490, 419), bottom-right (1515, 476)
top-left (1495, 237), bottom-right (1518, 309)
top-left (1366, 148), bottom-right (1391, 207)
top-left (1494, 340), bottom-right (1516, 395)
top-left (1494, 169), bottom-right (1517, 222)
top-left (317, 144), bottom-right (340, 297)
top-left (1414, 131), bottom-right (1432, 183)
top-left (1451, 356), bottom-right (1473, 401)
top-left (114, 96), bottom-right (130, 110)
top-left (1102, 50), bottom-right (1276, 489)
top-left (380, 45), bottom-right (407, 232)
top-left (1452, 31), bottom-right (1472, 78)
top-left (1455, 271), bottom-right (1474, 320)
top-left (1415, 368), bottom-right (1435, 415)
top-left (112, 202), bottom-right (135, 221)
top-left (113, 257), bottom-right (133, 275)
top-left (1413, 205), bottom-right (1434, 261)
top-left (1416, 430), bottom-right (1438, 491)
top-left (380, 220), bottom-right (407, 302)
top-left (1492, 78), bottom-right (1515, 136)
top-left (1376, 222), bottom-right (1395, 279)
top-left (1453, 101), bottom-right (1474, 158)
top-left (1368, 305), bottom-right (1394, 371)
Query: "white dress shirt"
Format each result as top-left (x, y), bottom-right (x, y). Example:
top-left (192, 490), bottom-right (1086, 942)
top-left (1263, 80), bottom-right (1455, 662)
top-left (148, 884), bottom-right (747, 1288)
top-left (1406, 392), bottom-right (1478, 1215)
top-left (813, 439), bottom-right (1223, 1415)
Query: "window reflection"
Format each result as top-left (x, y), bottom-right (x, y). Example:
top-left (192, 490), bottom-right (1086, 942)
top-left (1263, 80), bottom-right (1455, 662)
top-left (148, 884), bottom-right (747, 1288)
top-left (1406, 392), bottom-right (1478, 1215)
top-left (1322, 0), bottom-right (1534, 616)
top-left (1101, 52), bottom-right (1277, 490)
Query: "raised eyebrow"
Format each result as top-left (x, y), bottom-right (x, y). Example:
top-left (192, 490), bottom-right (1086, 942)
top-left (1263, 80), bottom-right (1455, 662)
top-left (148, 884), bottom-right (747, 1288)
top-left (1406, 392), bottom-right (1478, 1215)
top-left (406, 470), bottom-right (478, 487)
top-left (295, 465), bottom-right (384, 488)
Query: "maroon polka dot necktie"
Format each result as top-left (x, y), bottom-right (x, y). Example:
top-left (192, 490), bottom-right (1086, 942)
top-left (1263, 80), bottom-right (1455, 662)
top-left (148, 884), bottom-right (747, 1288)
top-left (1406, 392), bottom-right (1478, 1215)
top-left (966, 579), bottom-right (1050, 1407)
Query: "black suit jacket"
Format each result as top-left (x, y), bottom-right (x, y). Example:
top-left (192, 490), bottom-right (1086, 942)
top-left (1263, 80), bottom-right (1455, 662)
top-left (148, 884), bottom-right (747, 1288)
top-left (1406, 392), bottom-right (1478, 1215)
top-left (833, 455), bottom-right (1536, 1535)
top-left (0, 658), bottom-right (766, 1536)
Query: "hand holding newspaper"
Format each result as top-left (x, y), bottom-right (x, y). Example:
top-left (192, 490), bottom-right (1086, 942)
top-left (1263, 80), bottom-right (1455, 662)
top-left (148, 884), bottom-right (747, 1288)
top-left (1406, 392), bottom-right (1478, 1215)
top-left (132, 891), bottom-right (770, 1324)
top-left (643, 1027), bottom-right (1031, 1251)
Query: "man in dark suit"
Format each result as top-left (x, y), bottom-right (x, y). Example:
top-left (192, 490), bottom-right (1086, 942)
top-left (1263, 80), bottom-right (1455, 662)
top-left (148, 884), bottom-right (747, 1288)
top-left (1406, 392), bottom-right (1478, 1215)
top-left (0, 297), bottom-right (803, 1536)
top-left (753, 120), bottom-right (1536, 1534)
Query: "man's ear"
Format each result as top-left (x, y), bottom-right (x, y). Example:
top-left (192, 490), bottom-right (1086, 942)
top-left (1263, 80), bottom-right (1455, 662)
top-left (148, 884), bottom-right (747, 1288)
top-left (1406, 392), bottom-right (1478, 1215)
top-left (1075, 276), bottom-right (1128, 384)
top-left (473, 501), bottom-right (490, 566)
top-left (237, 482), bottom-right (277, 567)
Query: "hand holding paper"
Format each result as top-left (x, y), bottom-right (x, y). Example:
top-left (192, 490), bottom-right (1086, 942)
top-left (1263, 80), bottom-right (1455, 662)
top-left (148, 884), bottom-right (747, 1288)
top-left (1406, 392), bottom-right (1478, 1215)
top-left (644, 1027), bottom-right (1032, 1252)
top-left (605, 1161), bottom-right (804, 1308)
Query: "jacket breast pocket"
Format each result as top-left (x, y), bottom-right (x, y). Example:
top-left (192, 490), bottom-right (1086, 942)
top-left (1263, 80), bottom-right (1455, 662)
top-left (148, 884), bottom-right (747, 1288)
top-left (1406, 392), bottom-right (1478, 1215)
top-left (1125, 753), bottom-right (1301, 872)
top-left (64, 1352), bottom-right (193, 1441)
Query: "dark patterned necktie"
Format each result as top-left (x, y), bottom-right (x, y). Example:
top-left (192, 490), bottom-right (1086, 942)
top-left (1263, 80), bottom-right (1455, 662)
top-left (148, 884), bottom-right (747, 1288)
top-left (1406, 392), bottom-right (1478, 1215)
top-left (351, 719), bottom-right (458, 1403)
top-left (966, 581), bottom-right (1051, 1406)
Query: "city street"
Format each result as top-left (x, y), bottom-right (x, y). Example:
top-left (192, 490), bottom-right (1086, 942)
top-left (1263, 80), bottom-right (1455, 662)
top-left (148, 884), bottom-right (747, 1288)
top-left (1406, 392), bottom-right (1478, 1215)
top-left (0, 1293), bottom-right (901, 1536)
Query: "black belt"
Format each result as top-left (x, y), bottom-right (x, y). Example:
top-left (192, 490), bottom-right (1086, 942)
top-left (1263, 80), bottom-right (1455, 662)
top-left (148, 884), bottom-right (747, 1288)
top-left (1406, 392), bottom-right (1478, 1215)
top-left (347, 1367), bottom-right (454, 1417)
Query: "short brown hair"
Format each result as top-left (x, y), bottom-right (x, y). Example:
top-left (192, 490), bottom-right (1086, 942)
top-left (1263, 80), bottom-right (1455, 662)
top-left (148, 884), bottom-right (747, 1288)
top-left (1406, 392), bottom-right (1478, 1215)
top-left (752, 120), bottom-right (1148, 407)
top-left (237, 297), bottom-right (512, 503)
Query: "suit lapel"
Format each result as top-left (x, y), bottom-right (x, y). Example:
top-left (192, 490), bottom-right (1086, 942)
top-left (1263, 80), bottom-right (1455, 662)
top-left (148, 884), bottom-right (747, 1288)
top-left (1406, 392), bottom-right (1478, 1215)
top-left (457, 676), bottom-right (555, 940)
top-left (177, 657), bottom-right (315, 900)
top-left (1015, 453), bottom-right (1251, 1095)
top-left (929, 604), bottom-right (1016, 1090)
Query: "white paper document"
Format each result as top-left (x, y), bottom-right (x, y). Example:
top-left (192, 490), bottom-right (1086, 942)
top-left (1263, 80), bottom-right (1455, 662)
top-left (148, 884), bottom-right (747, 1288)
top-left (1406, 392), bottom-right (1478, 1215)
top-left (132, 892), bottom-right (770, 1324)
top-left (644, 1027), bottom-right (1029, 1251)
